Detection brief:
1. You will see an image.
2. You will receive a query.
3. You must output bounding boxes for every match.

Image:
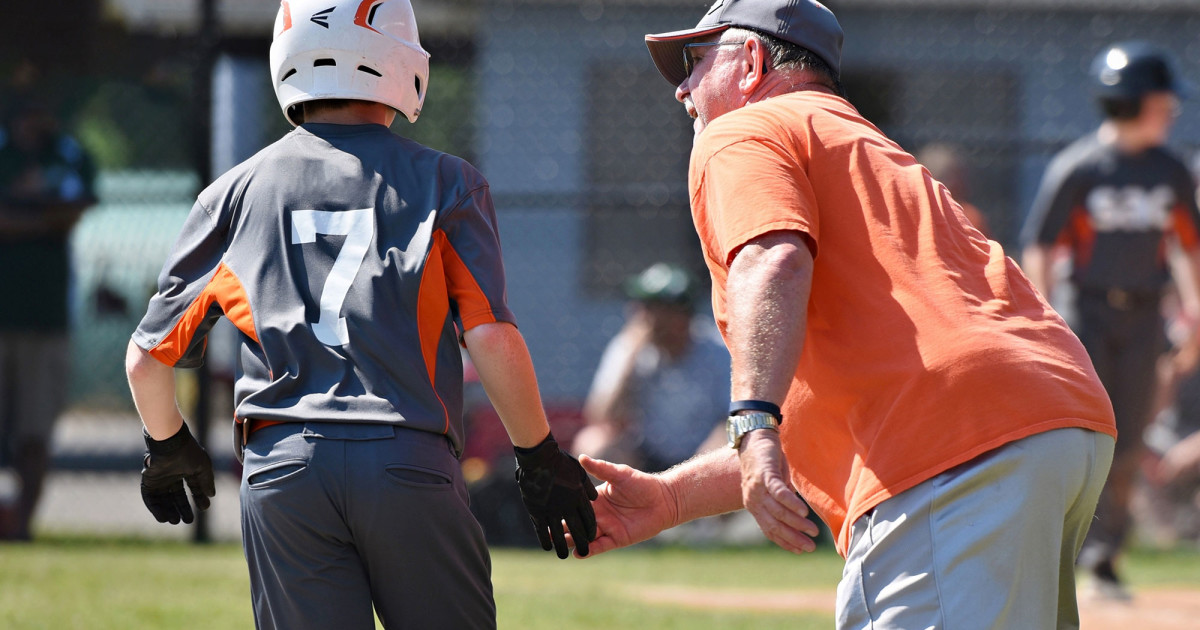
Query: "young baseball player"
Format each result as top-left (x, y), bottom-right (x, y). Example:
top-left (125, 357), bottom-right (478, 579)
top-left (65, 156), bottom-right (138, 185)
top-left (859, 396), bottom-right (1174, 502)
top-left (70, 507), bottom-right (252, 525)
top-left (1021, 40), bottom-right (1200, 599)
top-left (124, 1), bottom-right (596, 628)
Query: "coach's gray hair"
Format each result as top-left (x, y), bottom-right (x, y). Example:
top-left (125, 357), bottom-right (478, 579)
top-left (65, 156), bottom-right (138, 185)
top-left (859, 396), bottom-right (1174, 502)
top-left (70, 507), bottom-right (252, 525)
top-left (725, 27), bottom-right (845, 96)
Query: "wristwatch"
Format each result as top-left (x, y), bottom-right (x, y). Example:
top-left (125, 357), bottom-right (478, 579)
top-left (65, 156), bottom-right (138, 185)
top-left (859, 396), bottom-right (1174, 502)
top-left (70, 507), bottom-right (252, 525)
top-left (726, 412), bottom-right (780, 449)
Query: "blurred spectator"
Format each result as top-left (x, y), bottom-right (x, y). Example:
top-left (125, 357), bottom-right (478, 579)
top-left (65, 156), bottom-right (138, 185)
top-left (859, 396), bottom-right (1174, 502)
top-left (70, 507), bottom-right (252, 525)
top-left (0, 90), bottom-right (96, 540)
top-left (1020, 41), bottom-right (1200, 599)
top-left (572, 263), bottom-right (731, 473)
top-left (1137, 292), bottom-right (1200, 547)
top-left (916, 142), bottom-right (992, 238)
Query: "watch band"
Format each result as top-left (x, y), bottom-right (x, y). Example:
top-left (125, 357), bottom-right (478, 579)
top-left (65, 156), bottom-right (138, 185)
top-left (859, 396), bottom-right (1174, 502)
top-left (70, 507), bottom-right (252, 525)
top-left (728, 399), bottom-right (783, 422)
top-left (726, 412), bottom-right (781, 449)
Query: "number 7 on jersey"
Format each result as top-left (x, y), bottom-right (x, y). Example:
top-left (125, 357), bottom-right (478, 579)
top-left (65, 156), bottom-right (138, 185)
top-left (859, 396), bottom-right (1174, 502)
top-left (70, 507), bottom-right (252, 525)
top-left (290, 208), bottom-right (375, 346)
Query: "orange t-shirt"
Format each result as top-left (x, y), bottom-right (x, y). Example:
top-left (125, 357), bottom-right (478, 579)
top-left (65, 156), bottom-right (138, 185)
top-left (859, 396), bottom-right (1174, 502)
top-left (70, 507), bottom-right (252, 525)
top-left (689, 91), bottom-right (1117, 556)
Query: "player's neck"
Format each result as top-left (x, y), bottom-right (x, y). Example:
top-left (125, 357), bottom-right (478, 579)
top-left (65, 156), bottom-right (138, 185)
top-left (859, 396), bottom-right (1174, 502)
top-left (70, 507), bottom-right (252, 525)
top-left (304, 102), bottom-right (396, 127)
top-left (1098, 120), bottom-right (1166, 154)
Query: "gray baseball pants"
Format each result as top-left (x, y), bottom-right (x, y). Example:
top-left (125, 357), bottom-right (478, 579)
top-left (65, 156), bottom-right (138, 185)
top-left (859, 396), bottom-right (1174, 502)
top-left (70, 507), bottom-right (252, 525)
top-left (240, 421), bottom-right (495, 629)
top-left (836, 427), bottom-right (1114, 629)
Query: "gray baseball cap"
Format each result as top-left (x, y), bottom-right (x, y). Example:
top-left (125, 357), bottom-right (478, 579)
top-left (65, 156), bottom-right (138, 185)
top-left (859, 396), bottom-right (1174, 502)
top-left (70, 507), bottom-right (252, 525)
top-left (645, 0), bottom-right (843, 86)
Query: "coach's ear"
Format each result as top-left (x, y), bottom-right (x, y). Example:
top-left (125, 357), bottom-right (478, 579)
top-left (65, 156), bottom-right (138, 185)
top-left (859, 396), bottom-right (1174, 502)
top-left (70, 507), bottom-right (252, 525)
top-left (738, 36), bottom-right (769, 95)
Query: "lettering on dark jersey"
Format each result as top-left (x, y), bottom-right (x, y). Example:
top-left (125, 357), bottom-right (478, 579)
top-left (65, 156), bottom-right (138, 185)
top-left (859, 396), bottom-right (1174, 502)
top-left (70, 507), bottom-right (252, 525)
top-left (1085, 184), bottom-right (1176, 232)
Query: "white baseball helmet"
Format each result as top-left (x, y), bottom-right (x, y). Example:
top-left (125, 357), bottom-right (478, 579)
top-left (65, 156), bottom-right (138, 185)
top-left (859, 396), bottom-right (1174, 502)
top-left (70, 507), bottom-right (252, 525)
top-left (269, 0), bottom-right (431, 126)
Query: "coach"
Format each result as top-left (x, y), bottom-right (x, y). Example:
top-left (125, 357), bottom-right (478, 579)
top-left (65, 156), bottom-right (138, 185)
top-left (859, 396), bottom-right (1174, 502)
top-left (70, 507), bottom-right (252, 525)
top-left (579, 1), bottom-right (1118, 628)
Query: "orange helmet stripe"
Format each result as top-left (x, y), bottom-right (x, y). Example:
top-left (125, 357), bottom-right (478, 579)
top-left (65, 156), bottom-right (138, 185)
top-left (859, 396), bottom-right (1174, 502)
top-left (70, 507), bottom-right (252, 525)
top-left (354, 0), bottom-right (381, 33)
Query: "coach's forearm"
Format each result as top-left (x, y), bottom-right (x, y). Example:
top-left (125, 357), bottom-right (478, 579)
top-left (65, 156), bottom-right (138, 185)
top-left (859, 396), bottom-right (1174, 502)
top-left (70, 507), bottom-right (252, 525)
top-left (661, 447), bottom-right (745, 523)
top-left (125, 340), bottom-right (186, 440)
top-left (463, 322), bottom-right (552, 448)
top-left (726, 231), bottom-right (813, 405)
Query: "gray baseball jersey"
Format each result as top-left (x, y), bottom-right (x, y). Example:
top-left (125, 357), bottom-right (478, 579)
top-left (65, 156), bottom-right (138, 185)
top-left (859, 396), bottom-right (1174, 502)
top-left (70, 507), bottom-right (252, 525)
top-left (133, 122), bottom-right (515, 453)
top-left (1021, 131), bottom-right (1200, 292)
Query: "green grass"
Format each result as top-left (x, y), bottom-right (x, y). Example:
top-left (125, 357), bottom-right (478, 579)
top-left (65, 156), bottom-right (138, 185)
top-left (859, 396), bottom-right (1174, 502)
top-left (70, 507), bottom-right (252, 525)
top-left (1, 536), bottom-right (1197, 629)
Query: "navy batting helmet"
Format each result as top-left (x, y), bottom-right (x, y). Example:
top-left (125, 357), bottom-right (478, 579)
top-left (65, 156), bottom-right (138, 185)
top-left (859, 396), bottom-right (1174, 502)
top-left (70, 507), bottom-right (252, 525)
top-left (1090, 41), bottom-right (1191, 119)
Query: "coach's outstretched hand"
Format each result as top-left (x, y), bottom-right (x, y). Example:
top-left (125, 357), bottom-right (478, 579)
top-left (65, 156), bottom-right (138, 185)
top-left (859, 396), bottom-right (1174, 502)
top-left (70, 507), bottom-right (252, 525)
top-left (515, 432), bottom-right (598, 558)
top-left (140, 423), bottom-right (216, 525)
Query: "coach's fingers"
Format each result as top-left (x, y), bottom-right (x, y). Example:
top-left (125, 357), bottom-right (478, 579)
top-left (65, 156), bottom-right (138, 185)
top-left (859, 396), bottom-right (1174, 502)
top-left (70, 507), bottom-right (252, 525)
top-left (579, 454), bottom-right (631, 486)
top-left (746, 502), bottom-right (817, 554)
top-left (766, 480), bottom-right (820, 538)
top-left (570, 530), bottom-right (619, 558)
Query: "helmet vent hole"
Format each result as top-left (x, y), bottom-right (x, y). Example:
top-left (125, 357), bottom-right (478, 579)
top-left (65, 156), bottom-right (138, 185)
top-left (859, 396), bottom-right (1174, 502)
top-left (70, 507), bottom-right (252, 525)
top-left (367, 3), bottom-right (381, 25)
top-left (314, 58), bottom-right (336, 67)
top-left (282, 68), bottom-right (297, 82)
top-left (358, 65), bottom-right (383, 77)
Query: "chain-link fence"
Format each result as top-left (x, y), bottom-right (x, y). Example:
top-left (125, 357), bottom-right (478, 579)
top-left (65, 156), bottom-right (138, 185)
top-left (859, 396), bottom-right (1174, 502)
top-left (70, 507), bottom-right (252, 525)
top-left (8, 0), bottom-right (1200, 541)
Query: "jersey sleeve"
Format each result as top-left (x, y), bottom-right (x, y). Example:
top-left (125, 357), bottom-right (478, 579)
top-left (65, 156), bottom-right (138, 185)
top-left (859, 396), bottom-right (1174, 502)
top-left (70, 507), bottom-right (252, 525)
top-left (1020, 151), bottom-right (1087, 248)
top-left (435, 179), bottom-right (516, 332)
top-left (131, 198), bottom-right (230, 368)
top-left (692, 136), bottom-right (818, 268)
top-left (1168, 160), bottom-right (1200, 251)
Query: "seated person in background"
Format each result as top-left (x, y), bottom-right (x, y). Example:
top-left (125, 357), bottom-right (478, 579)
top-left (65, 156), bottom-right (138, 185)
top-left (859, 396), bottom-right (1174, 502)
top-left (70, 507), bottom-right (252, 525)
top-left (1139, 299), bottom-right (1200, 545)
top-left (572, 263), bottom-right (731, 473)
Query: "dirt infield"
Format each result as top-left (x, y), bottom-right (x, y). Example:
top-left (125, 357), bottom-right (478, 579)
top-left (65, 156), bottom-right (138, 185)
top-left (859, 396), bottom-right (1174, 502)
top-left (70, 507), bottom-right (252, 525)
top-left (631, 585), bottom-right (1200, 628)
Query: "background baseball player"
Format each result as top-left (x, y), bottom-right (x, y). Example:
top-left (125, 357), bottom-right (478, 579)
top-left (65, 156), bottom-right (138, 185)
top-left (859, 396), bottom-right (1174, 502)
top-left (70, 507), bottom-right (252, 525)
top-left (1020, 40), bottom-right (1200, 600)
top-left (124, 1), bottom-right (596, 627)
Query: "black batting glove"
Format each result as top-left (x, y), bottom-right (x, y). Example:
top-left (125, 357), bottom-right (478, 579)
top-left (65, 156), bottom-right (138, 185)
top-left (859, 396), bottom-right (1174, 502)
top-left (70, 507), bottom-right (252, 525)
top-left (515, 432), bottom-right (599, 559)
top-left (140, 423), bottom-right (216, 525)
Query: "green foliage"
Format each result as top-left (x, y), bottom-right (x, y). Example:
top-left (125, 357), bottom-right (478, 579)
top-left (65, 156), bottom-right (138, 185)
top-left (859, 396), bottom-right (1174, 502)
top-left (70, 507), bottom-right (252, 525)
top-left (391, 63), bottom-right (476, 162)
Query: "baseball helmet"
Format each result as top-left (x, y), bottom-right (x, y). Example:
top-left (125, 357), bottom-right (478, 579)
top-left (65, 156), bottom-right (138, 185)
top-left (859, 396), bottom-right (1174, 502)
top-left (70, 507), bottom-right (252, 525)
top-left (270, 0), bottom-right (431, 126)
top-left (1090, 41), bottom-right (1191, 119)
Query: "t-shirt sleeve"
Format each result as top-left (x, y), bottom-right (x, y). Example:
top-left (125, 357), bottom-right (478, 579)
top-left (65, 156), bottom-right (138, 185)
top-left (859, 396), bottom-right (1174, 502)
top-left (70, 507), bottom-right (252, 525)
top-left (1021, 153), bottom-right (1086, 248)
top-left (1168, 161), bottom-right (1200, 251)
top-left (693, 137), bottom-right (819, 267)
top-left (131, 198), bottom-right (230, 368)
top-left (436, 178), bottom-right (516, 332)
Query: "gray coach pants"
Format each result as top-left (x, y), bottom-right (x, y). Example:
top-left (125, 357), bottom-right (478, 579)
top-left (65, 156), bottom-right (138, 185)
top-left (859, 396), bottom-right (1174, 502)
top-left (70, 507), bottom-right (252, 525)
top-left (240, 422), bottom-right (495, 630)
top-left (837, 427), bottom-right (1114, 630)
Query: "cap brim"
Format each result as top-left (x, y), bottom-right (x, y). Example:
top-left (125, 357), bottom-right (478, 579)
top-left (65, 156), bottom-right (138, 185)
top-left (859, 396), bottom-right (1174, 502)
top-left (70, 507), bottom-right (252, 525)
top-left (645, 24), bottom-right (730, 86)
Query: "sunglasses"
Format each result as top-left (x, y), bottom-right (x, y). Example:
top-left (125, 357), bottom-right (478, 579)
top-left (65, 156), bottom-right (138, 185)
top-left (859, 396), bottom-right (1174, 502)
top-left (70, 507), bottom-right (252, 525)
top-left (681, 40), bottom-right (747, 78)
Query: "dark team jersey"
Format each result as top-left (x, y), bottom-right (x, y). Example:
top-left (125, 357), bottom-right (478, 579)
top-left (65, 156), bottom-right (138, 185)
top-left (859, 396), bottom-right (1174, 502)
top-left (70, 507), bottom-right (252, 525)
top-left (133, 123), bottom-right (514, 452)
top-left (0, 130), bottom-right (95, 330)
top-left (1021, 131), bottom-right (1200, 292)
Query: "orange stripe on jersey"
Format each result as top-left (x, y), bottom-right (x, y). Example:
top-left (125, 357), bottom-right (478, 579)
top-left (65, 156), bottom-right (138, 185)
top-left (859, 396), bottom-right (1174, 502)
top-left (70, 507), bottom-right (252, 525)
top-left (1173, 204), bottom-right (1200, 250)
top-left (417, 238), bottom-right (453, 433)
top-left (149, 263), bottom-right (260, 367)
top-left (436, 230), bottom-right (500, 331)
top-left (1065, 207), bottom-right (1096, 270)
top-left (280, 1), bottom-right (293, 33)
top-left (353, 0), bottom-right (380, 33)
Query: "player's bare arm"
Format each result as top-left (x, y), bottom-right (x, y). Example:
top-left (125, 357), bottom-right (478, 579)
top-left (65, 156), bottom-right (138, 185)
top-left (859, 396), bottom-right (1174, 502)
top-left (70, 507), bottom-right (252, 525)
top-left (726, 229), bottom-right (820, 554)
top-left (464, 321), bottom-right (599, 558)
top-left (124, 340), bottom-right (186, 439)
top-left (125, 340), bottom-right (215, 525)
top-left (1020, 243), bottom-right (1056, 299)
